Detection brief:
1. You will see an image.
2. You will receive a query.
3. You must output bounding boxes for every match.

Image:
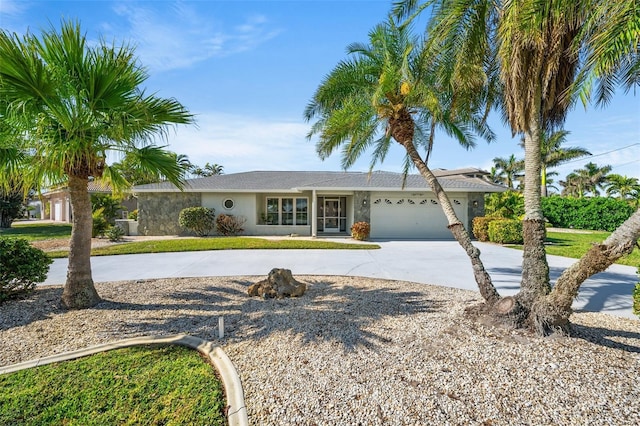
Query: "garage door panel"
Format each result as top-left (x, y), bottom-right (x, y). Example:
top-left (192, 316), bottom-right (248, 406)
top-left (370, 195), bottom-right (466, 239)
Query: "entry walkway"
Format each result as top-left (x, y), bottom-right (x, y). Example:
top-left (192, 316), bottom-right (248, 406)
top-left (44, 241), bottom-right (638, 319)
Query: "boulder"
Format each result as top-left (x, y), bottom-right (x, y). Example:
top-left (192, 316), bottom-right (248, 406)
top-left (247, 268), bottom-right (307, 299)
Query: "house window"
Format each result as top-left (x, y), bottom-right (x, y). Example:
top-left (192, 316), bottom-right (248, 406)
top-left (223, 198), bottom-right (235, 210)
top-left (265, 197), bottom-right (308, 225)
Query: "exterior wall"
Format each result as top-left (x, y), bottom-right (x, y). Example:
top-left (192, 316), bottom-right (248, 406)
top-left (353, 191), bottom-right (370, 223)
top-left (467, 193), bottom-right (485, 232)
top-left (202, 193), bottom-right (258, 235)
top-left (137, 192), bottom-right (201, 235)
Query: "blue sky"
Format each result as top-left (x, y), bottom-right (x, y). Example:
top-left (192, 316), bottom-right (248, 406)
top-left (2, 0), bottom-right (639, 183)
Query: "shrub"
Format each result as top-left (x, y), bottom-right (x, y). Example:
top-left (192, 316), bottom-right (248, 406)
top-left (105, 226), bottom-right (125, 242)
top-left (541, 196), bottom-right (634, 231)
top-left (0, 238), bottom-right (53, 303)
top-left (215, 214), bottom-right (246, 236)
top-left (91, 193), bottom-right (122, 224)
top-left (179, 207), bottom-right (216, 237)
top-left (488, 219), bottom-right (523, 244)
top-left (92, 208), bottom-right (109, 238)
top-left (127, 209), bottom-right (138, 220)
top-left (472, 216), bottom-right (498, 242)
top-left (351, 221), bottom-right (370, 241)
top-left (485, 191), bottom-right (524, 219)
top-left (634, 268), bottom-right (640, 319)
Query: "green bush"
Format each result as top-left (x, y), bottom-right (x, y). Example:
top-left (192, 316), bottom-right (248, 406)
top-left (215, 214), bottom-right (246, 236)
top-left (0, 238), bottom-right (53, 303)
top-left (350, 221), bottom-right (370, 241)
top-left (488, 219), bottom-right (523, 244)
top-left (105, 226), bottom-right (125, 242)
top-left (179, 207), bottom-right (216, 237)
top-left (634, 268), bottom-right (640, 319)
top-left (127, 209), bottom-right (138, 220)
top-left (472, 216), bottom-right (498, 242)
top-left (92, 208), bottom-right (109, 238)
top-left (485, 191), bottom-right (524, 219)
top-left (91, 193), bottom-right (122, 224)
top-left (542, 196), bottom-right (634, 231)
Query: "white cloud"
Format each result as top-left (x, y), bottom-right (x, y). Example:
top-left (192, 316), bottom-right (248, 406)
top-left (109, 1), bottom-right (281, 72)
top-left (163, 111), bottom-right (361, 173)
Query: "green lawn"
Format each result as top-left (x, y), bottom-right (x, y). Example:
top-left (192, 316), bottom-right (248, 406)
top-left (0, 222), bottom-right (72, 241)
top-left (535, 230), bottom-right (639, 267)
top-left (0, 345), bottom-right (226, 426)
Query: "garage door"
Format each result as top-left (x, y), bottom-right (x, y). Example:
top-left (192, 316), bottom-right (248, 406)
top-left (370, 194), bottom-right (467, 239)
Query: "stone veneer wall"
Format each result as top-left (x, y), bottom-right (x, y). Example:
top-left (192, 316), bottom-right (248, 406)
top-left (353, 191), bottom-right (371, 224)
top-left (137, 192), bottom-right (202, 236)
top-left (467, 193), bottom-right (485, 233)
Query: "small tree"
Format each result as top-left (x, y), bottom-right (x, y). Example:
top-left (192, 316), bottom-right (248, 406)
top-left (0, 186), bottom-right (25, 229)
top-left (179, 207), bottom-right (216, 237)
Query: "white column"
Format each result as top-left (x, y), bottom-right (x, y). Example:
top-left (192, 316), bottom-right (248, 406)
top-left (311, 189), bottom-right (317, 237)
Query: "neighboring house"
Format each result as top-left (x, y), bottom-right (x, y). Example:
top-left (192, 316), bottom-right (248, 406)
top-left (41, 181), bottom-right (136, 223)
top-left (133, 169), bottom-right (505, 239)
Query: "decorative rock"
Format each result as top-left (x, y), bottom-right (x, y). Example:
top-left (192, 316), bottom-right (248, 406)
top-left (247, 268), bottom-right (307, 299)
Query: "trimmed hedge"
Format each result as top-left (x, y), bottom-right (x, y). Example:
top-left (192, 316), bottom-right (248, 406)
top-left (472, 216), bottom-right (498, 242)
top-left (542, 197), bottom-right (634, 232)
top-left (179, 207), bottom-right (216, 237)
top-left (487, 219), bottom-right (523, 244)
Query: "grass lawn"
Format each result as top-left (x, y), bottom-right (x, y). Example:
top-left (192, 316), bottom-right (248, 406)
top-left (0, 345), bottom-right (226, 426)
top-left (0, 222), bottom-right (72, 241)
top-left (532, 230), bottom-right (639, 267)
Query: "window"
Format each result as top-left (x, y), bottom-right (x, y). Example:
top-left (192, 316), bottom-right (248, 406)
top-left (265, 197), bottom-right (308, 225)
top-left (223, 198), bottom-right (234, 210)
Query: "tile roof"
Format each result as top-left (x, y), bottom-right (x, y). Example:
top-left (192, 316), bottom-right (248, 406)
top-left (133, 169), bottom-right (505, 193)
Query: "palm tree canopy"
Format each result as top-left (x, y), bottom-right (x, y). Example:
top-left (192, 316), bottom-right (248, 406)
top-left (0, 20), bottom-right (194, 190)
top-left (304, 17), bottom-right (493, 173)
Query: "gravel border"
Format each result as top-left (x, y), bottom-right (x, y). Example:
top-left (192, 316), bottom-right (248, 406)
top-left (1, 276), bottom-right (639, 425)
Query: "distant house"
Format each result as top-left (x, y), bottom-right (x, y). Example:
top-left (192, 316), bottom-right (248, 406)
top-left (41, 181), bottom-right (136, 223)
top-left (133, 169), bottom-right (505, 240)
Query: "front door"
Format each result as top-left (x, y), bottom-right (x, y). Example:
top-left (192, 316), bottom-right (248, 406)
top-left (323, 199), bottom-right (340, 232)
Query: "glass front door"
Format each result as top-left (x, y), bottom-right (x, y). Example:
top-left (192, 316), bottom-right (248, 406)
top-left (323, 199), bottom-right (340, 232)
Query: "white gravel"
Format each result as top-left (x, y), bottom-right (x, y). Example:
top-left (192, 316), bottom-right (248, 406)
top-left (1, 276), bottom-right (639, 425)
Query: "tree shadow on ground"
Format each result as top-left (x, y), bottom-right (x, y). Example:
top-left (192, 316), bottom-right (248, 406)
top-left (0, 287), bottom-right (65, 331)
top-left (83, 277), bottom-right (442, 353)
top-left (570, 323), bottom-right (640, 353)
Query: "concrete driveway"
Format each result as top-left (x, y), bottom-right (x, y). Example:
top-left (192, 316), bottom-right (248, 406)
top-left (43, 240), bottom-right (639, 319)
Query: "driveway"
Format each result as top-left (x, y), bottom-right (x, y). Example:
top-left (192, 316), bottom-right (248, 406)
top-left (43, 241), bottom-right (638, 319)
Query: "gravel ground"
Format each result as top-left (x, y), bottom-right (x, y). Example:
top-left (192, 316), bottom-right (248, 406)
top-left (1, 276), bottom-right (639, 425)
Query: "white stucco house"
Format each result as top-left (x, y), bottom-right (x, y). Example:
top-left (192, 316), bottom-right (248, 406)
top-left (133, 168), bottom-right (505, 240)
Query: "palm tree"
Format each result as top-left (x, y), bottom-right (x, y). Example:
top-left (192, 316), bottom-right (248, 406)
top-left (191, 163), bottom-right (224, 177)
top-left (0, 21), bottom-right (194, 308)
top-left (305, 18), bottom-right (500, 303)
top-left (566, 162), bottom-right (612, 197)
top-left (605, 174), bottom-right (640, 202)
top-left (492, 154), bottom-right (524, 190)
top-left (519, 130), bottom-right (591, 196)
top-left (396, 0), bottom-right (640, 334)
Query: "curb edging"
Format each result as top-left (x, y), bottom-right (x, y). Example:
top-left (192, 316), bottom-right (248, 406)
top-left (0, 334), bottom-right (248, 426)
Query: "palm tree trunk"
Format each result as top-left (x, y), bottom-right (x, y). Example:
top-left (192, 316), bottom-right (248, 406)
top-left (402, 139), bottom-right (501, 305)
top-left (519, 99), bottom-right (551, 310)
top-left (61, 174), bottom-right (101, 309)
top-left (541, 165), bottom-right (548, 197)
top-left (532, 207), bottom-right (640, 335)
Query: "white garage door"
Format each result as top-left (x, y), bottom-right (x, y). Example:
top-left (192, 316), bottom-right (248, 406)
top-left (370, 194), bottom-right (467, 239)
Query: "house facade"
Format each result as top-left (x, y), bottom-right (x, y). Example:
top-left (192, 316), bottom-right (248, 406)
top-left (133, 169), bottom-right (505, 240)
top-left (41, 181), bottom-right (136, 223)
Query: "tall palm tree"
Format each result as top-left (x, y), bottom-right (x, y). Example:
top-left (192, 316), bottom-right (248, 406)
top-left (519, 130), bottom-right (591, 196)
top-left (0, 21), bottom-right (194, 308)
top-left (396, 0), bottom-right (640, 334)
top-left (566, 162), bottom-right (612, 197)
top-left (605, 174), bottom-right (640, 202)
top-left (191, 162), bottom-right (224, 177)
top-left (492, 154), bottom-right (524, 190)
top-left (305, 18), bottom-right (500, 303)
